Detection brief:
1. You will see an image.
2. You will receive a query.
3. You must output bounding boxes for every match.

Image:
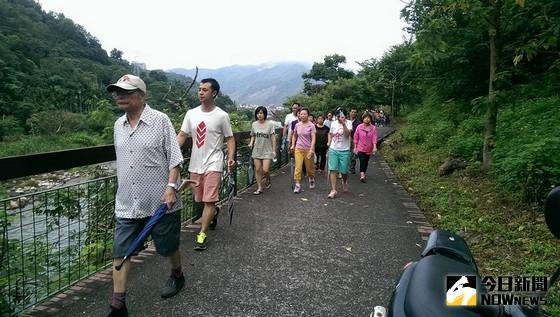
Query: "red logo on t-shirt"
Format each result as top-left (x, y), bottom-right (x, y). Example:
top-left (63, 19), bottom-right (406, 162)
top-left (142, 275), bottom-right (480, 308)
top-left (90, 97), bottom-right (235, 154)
top-left (196, 122), bottom-right (206, 148)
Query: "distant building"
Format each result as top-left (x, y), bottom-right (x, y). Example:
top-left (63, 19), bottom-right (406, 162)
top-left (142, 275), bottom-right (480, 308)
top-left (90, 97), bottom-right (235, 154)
top-left (239, 104), bottom-right (285, 111)
top-left (239, 104), bottom-right (257, 109)
top-left (131, 62), bottom-right (146, 75)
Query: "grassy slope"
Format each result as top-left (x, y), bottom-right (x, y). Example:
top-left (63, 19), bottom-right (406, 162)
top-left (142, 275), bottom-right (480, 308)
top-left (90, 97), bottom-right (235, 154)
top-left (382, 123), bottom-right (560, 315)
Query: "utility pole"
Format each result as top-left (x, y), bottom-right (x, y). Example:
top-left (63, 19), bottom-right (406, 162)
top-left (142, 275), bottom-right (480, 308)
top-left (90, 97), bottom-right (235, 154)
top-left (391, 79), bottom-right (395, 117)
top-left (389, 65), bottom-right (397, 117)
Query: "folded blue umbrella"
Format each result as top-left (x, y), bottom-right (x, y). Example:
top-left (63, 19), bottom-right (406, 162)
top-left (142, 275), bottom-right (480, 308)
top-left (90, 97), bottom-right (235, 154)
top-left (227, 172), bottom-right (235, 225)
top-left (115, 179), bottom-right (195, 271)
top-left (115, 203), bottom-right (168, 271)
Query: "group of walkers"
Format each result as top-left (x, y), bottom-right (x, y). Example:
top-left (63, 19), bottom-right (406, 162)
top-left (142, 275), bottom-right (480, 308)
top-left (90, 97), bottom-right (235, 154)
top-left (248, 102), bottom-right (379, 199)
top-left (106, 74), bottom-right (234, 316)
top-left (105, 73), bottom-right (382, 316)
top-left (371, 109), bottom-right (389, 127)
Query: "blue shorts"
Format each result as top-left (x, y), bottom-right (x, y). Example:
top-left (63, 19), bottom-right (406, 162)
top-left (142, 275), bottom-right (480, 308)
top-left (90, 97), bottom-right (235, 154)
top-left (328, 149), bottom-right (351, 174)
top-left (113, 211), bottom-right (181, 258)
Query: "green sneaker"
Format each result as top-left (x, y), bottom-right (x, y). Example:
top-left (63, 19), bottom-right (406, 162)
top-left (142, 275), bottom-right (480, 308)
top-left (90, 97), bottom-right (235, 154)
top-left (194, 232), bottom-right (207, 251)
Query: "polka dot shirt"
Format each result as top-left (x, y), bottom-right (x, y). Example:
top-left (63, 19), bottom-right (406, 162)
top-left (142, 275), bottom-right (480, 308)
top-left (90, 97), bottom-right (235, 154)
top-left (113, 105), bottom-right (184, 218)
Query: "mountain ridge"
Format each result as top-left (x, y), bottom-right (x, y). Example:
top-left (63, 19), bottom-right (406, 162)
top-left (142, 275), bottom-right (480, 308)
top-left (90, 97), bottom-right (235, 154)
top-left (169, 62), bottom-right (310, 105)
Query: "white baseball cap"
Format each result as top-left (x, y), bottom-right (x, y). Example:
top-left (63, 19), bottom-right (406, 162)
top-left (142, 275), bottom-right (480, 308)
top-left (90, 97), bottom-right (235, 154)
top-left (107, 74), bottom-right (147, 93)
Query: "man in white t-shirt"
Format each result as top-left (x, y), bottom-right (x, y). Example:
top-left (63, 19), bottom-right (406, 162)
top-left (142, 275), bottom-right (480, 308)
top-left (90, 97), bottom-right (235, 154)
top-left (282, 102), bottom-right (301, 151)
top-left (177, 78), bottom-right (236, 251)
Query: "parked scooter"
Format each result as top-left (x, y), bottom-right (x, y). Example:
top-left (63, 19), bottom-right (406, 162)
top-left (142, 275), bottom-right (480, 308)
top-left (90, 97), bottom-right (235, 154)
top-left (374, 187), bottom-right (560, 317)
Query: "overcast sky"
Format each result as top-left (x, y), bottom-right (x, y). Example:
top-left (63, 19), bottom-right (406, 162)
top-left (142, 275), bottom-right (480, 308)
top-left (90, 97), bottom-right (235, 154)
top-left (38, 0), bottom-right (409, 71)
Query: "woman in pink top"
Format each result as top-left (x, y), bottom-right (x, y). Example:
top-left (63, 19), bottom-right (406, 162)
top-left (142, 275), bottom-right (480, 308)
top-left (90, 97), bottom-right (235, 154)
top-left (353, 111), bottom-right (377, 182)
top-left (290, 108), bottom-right (316, 193)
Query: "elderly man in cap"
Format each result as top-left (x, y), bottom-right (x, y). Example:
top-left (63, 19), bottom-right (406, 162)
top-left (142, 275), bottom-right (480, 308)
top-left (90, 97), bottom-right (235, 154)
top-left (106, 74), bottom-right (185, 317)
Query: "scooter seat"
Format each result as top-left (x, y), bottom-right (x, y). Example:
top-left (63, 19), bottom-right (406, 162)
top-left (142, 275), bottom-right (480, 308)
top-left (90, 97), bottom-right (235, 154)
top-left (403, 253), bottom-right (501, 317)
top-left (421, 230), bottom-right (477, 267)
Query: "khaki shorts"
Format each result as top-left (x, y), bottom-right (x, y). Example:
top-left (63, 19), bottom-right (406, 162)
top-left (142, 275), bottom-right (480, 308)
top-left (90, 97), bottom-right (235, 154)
top-left (190, 171), bottom-right (222, 203)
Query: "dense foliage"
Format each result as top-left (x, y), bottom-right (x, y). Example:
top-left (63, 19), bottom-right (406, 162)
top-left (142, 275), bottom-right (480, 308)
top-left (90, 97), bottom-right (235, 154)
top-left (289, 0), bottom-right (559, 204)
top-left (0, 0), bottom-right (236, 156)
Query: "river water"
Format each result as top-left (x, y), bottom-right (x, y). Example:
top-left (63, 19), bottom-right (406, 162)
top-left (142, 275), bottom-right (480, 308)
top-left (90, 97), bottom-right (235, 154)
top-left (4, 168), bottom-right (116, 249)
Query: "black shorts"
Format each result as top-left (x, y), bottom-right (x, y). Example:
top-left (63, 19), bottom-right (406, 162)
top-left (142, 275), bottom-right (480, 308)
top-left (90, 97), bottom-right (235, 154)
top-left (113, 211), bottom-right (181, 258)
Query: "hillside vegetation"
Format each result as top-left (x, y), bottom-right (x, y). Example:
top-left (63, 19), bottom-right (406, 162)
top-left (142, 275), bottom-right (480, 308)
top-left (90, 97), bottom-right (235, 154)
top-left (291, 0), bottom-right (559, 205)
top-left (0, 0), bottom-right (237, 158)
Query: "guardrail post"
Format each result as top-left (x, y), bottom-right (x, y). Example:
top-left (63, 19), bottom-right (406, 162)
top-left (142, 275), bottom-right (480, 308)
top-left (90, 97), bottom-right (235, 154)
top-left (233, 140), bottom-right (238, 196)
top-left (276, 133), bottom-right (282, 169)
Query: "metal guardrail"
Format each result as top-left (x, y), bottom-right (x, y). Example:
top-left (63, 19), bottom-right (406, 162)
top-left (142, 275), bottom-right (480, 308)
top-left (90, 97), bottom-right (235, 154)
top-left (0, 145), bottom-right (116, 181)
top-left (0, 128), bottom-right (287, 316)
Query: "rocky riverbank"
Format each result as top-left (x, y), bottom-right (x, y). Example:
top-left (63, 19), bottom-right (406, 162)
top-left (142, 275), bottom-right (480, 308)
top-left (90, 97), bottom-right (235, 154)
top-left (2, 163), bottom-right (116, 210)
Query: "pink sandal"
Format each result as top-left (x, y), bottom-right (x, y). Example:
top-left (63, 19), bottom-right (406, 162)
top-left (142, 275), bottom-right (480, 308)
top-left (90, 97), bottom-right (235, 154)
top-left (328, 190), bottom-right (337, 199)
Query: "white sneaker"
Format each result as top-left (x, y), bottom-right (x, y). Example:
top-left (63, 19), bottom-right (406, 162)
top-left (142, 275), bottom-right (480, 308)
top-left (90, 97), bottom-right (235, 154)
top-left (309, 177), bottom-right (315, 189)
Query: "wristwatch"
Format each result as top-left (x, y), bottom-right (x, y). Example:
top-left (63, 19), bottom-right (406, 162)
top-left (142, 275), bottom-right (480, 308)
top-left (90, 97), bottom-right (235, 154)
top-left (166, 183), bottom-right (178, 190)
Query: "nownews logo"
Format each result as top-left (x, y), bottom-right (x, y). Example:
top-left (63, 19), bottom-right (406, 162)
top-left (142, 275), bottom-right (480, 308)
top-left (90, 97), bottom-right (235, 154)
top-left (446, 275), bottom-right (477, 306)
top-left (481, 276), bottom-right (548, 305)
top-left (446, 275), bottom-right (548, 306)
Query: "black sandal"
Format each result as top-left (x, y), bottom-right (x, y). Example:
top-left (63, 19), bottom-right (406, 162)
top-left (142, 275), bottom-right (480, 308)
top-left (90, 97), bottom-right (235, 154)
top-left (265, 176), bottom-right (271, 189)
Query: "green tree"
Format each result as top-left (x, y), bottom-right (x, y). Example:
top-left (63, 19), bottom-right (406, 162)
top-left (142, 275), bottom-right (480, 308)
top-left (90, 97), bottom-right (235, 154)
top-left (401, 0), bottom-right (559, 170)
top-left (0, 115), bottom-right (24, 141)
top-left (110, 48), bottom-right (123, 60)
top-left (302, 54), bottom-right (354, 95)
top-left (26, 111), bottom-right (87, 135)
top-left (0, 0), bottom-right (240, 156)
top-left (358, 43), bottom-right (420, 116)
top-left (88, 100), bottom-right (117, 133)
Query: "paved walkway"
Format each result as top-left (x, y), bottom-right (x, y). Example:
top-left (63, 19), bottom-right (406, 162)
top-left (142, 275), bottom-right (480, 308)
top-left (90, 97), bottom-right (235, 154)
top-left (27, 127), bottom-right (429, 317)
